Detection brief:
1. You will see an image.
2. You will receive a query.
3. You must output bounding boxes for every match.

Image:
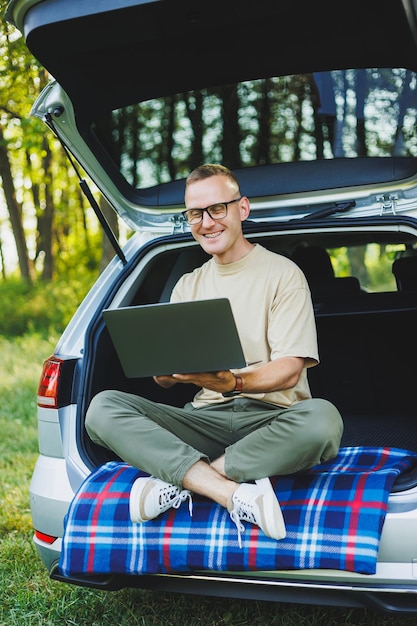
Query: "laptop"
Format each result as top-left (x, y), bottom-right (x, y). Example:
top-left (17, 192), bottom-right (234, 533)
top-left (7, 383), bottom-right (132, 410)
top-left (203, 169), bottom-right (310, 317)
top-left (102, 298), bottom-right (247, 378)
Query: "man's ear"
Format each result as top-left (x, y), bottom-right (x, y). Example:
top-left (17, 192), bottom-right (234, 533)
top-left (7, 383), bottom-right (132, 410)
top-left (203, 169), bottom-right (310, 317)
top-left (239, 196), bottom-right (251, 222)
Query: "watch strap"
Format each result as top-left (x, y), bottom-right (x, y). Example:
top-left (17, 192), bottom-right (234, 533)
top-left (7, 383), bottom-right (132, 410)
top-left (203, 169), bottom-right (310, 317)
top-left (222, 373), bottom-right (243, 397)
top-left (234, 375), bottom-right (243, 393)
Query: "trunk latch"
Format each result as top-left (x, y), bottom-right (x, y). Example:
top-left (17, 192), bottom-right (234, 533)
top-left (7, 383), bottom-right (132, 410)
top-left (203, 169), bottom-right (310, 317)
top-left (377, 193), bottom-right (398, 215)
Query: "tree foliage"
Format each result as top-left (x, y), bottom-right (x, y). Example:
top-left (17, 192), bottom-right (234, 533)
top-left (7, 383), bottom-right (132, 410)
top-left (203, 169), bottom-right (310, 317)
top-left (0, 1), bottom-right (105, 283)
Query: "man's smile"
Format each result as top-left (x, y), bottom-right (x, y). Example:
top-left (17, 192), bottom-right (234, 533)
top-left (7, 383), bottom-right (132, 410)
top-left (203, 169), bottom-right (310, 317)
top-left (203, 231), bottom-right (223, 238)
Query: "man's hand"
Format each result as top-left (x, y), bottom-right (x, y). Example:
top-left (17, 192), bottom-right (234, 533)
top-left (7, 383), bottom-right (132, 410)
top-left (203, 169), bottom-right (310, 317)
top-left (153, 375), bottom-right (178, 388)
top-left (154, 370), bottom-right (236, 393)
top-left (154, 356), bottom-right (305, 394)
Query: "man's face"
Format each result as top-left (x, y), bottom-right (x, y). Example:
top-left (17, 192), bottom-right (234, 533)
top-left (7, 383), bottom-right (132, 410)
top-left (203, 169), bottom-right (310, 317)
top-left (184, 175), bottom-right (250, 264)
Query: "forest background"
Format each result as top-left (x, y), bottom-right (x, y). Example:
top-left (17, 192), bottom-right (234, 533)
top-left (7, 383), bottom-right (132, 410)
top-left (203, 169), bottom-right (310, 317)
top-left (0, 1), bottom-right (120, 337)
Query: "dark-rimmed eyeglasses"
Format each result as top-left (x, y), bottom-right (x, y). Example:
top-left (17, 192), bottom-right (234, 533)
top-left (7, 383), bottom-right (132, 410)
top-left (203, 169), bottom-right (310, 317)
top-left (182, 197), bottom-right (242, 225)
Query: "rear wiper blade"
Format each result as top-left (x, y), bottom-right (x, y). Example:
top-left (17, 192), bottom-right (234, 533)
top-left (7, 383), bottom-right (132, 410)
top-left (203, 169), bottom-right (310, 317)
top-left (300, 200), bottom-right (356, 220)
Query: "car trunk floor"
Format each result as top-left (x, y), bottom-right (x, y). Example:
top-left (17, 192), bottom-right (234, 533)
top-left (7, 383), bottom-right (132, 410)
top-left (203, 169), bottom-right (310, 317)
top-left (340, 413), bottom-right (417, 452)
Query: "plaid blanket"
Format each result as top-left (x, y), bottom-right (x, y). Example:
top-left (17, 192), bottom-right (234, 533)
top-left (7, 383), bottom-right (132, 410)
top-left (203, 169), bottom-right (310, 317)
top-left (59, 447), bottom-right (417, 577)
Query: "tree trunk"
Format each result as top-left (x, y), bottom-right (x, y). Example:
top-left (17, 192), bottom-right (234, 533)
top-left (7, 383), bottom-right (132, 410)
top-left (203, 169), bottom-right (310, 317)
top-left (0, 232), bottom-right (6, 279)
top-left (0, 126), bottom-right (32, 281)
top-left (220, 84), bottom-right (241, 168)
top-left (40, 137), bottom-right (55, 280)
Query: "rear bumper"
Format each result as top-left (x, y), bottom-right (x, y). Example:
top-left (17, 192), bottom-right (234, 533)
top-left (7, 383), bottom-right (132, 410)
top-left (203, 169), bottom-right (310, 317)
top-left (49, 565), bottom-right (417, 614)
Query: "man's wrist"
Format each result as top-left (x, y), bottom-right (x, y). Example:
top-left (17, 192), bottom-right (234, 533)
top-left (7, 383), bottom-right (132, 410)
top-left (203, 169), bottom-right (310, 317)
top-left (222, 373), bottom-right (243, 397)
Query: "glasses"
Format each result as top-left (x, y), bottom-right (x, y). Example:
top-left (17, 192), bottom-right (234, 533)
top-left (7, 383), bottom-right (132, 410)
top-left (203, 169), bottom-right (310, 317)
top-left (182, 197), bottom-right (242, 225)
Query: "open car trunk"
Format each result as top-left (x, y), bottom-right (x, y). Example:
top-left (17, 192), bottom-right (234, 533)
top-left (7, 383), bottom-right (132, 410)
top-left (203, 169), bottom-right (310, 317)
top-left (81, 218), bottom-right (417, 484)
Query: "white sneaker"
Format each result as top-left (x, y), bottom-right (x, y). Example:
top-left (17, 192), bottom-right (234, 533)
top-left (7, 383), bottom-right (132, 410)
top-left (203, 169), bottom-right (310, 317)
top-left (129, 476), bottom-right (192, 523)
top-left (228, 477), bottom-right (286, 547)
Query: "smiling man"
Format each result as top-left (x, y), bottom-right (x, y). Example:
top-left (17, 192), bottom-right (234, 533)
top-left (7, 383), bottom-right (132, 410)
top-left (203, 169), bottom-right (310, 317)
top-left (85, 164), bottom-right (343, 546)
top-left (183, 170), bottom-right (252, 263)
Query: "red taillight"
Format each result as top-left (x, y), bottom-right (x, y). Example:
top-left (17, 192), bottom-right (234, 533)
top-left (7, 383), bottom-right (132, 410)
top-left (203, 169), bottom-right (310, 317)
top-left (35, 530), bottom-right (58, 544)
top-left (37, 356), bottom-right (64, 408)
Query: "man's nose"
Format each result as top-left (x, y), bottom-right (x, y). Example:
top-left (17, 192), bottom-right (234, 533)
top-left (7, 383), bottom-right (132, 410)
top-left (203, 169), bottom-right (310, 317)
top-left (201, 208), bottom-right (216, 226)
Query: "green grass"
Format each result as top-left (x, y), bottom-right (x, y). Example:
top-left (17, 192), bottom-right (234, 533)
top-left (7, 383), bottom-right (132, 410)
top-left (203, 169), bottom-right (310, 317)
top-left (1, 334), bottom-right (417, 625)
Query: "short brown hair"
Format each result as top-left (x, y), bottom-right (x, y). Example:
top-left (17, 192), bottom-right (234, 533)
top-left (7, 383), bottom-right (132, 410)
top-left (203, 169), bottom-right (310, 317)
top-left (186, 164), bottom-right (240, 192)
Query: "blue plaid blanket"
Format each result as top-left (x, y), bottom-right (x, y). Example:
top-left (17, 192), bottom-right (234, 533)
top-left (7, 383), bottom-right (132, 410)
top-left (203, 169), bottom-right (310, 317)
top-left (59, 447), bottom-right (417, 577)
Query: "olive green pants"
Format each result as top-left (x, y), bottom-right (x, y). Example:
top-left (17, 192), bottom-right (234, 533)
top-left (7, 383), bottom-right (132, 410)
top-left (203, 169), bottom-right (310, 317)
top-left (85, 390), bottom-right (343, 489)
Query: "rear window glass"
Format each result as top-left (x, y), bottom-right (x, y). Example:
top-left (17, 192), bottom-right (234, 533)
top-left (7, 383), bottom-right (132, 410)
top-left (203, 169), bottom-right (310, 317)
top-left (91, 68), bottom-right (417, 190)
top-left (330, 243), bottom-right (413, 292)
top-left (292, 241), bottom-right (417, 294)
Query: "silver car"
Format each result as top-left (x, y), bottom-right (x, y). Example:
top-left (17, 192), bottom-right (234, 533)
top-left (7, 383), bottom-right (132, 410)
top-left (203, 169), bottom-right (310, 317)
top-left (6, 0), bottom-right (417, 614)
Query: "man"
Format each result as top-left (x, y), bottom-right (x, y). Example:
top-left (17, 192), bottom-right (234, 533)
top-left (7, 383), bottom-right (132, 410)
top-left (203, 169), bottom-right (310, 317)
top-left (86, 164), bottom-right (343, 546)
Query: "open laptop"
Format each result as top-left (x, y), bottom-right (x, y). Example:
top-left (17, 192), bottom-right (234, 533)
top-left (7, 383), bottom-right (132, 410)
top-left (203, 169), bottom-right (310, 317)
top-left (102, 298), bottom-right (247, 378)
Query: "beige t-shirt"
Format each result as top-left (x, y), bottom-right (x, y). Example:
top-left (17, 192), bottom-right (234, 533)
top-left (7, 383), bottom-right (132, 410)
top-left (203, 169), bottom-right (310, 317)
top-left (171, 244), bottom-right (318, 408)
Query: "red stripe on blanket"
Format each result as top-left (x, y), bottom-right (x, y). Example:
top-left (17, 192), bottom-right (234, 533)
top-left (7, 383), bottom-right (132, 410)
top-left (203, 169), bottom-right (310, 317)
top-left (86, 465), bottom-right (127, 571)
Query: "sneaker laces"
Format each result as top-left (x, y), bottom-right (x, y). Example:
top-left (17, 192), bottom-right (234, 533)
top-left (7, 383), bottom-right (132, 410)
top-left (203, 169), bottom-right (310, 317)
top-left (229, 508), bottom-right (245, 548)
top-left (152, 478), bottom-right (193, 517)
top-left (171, 488), bottom-right (193, 517)
top-left (228, 488), bottom-right (263, 548)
